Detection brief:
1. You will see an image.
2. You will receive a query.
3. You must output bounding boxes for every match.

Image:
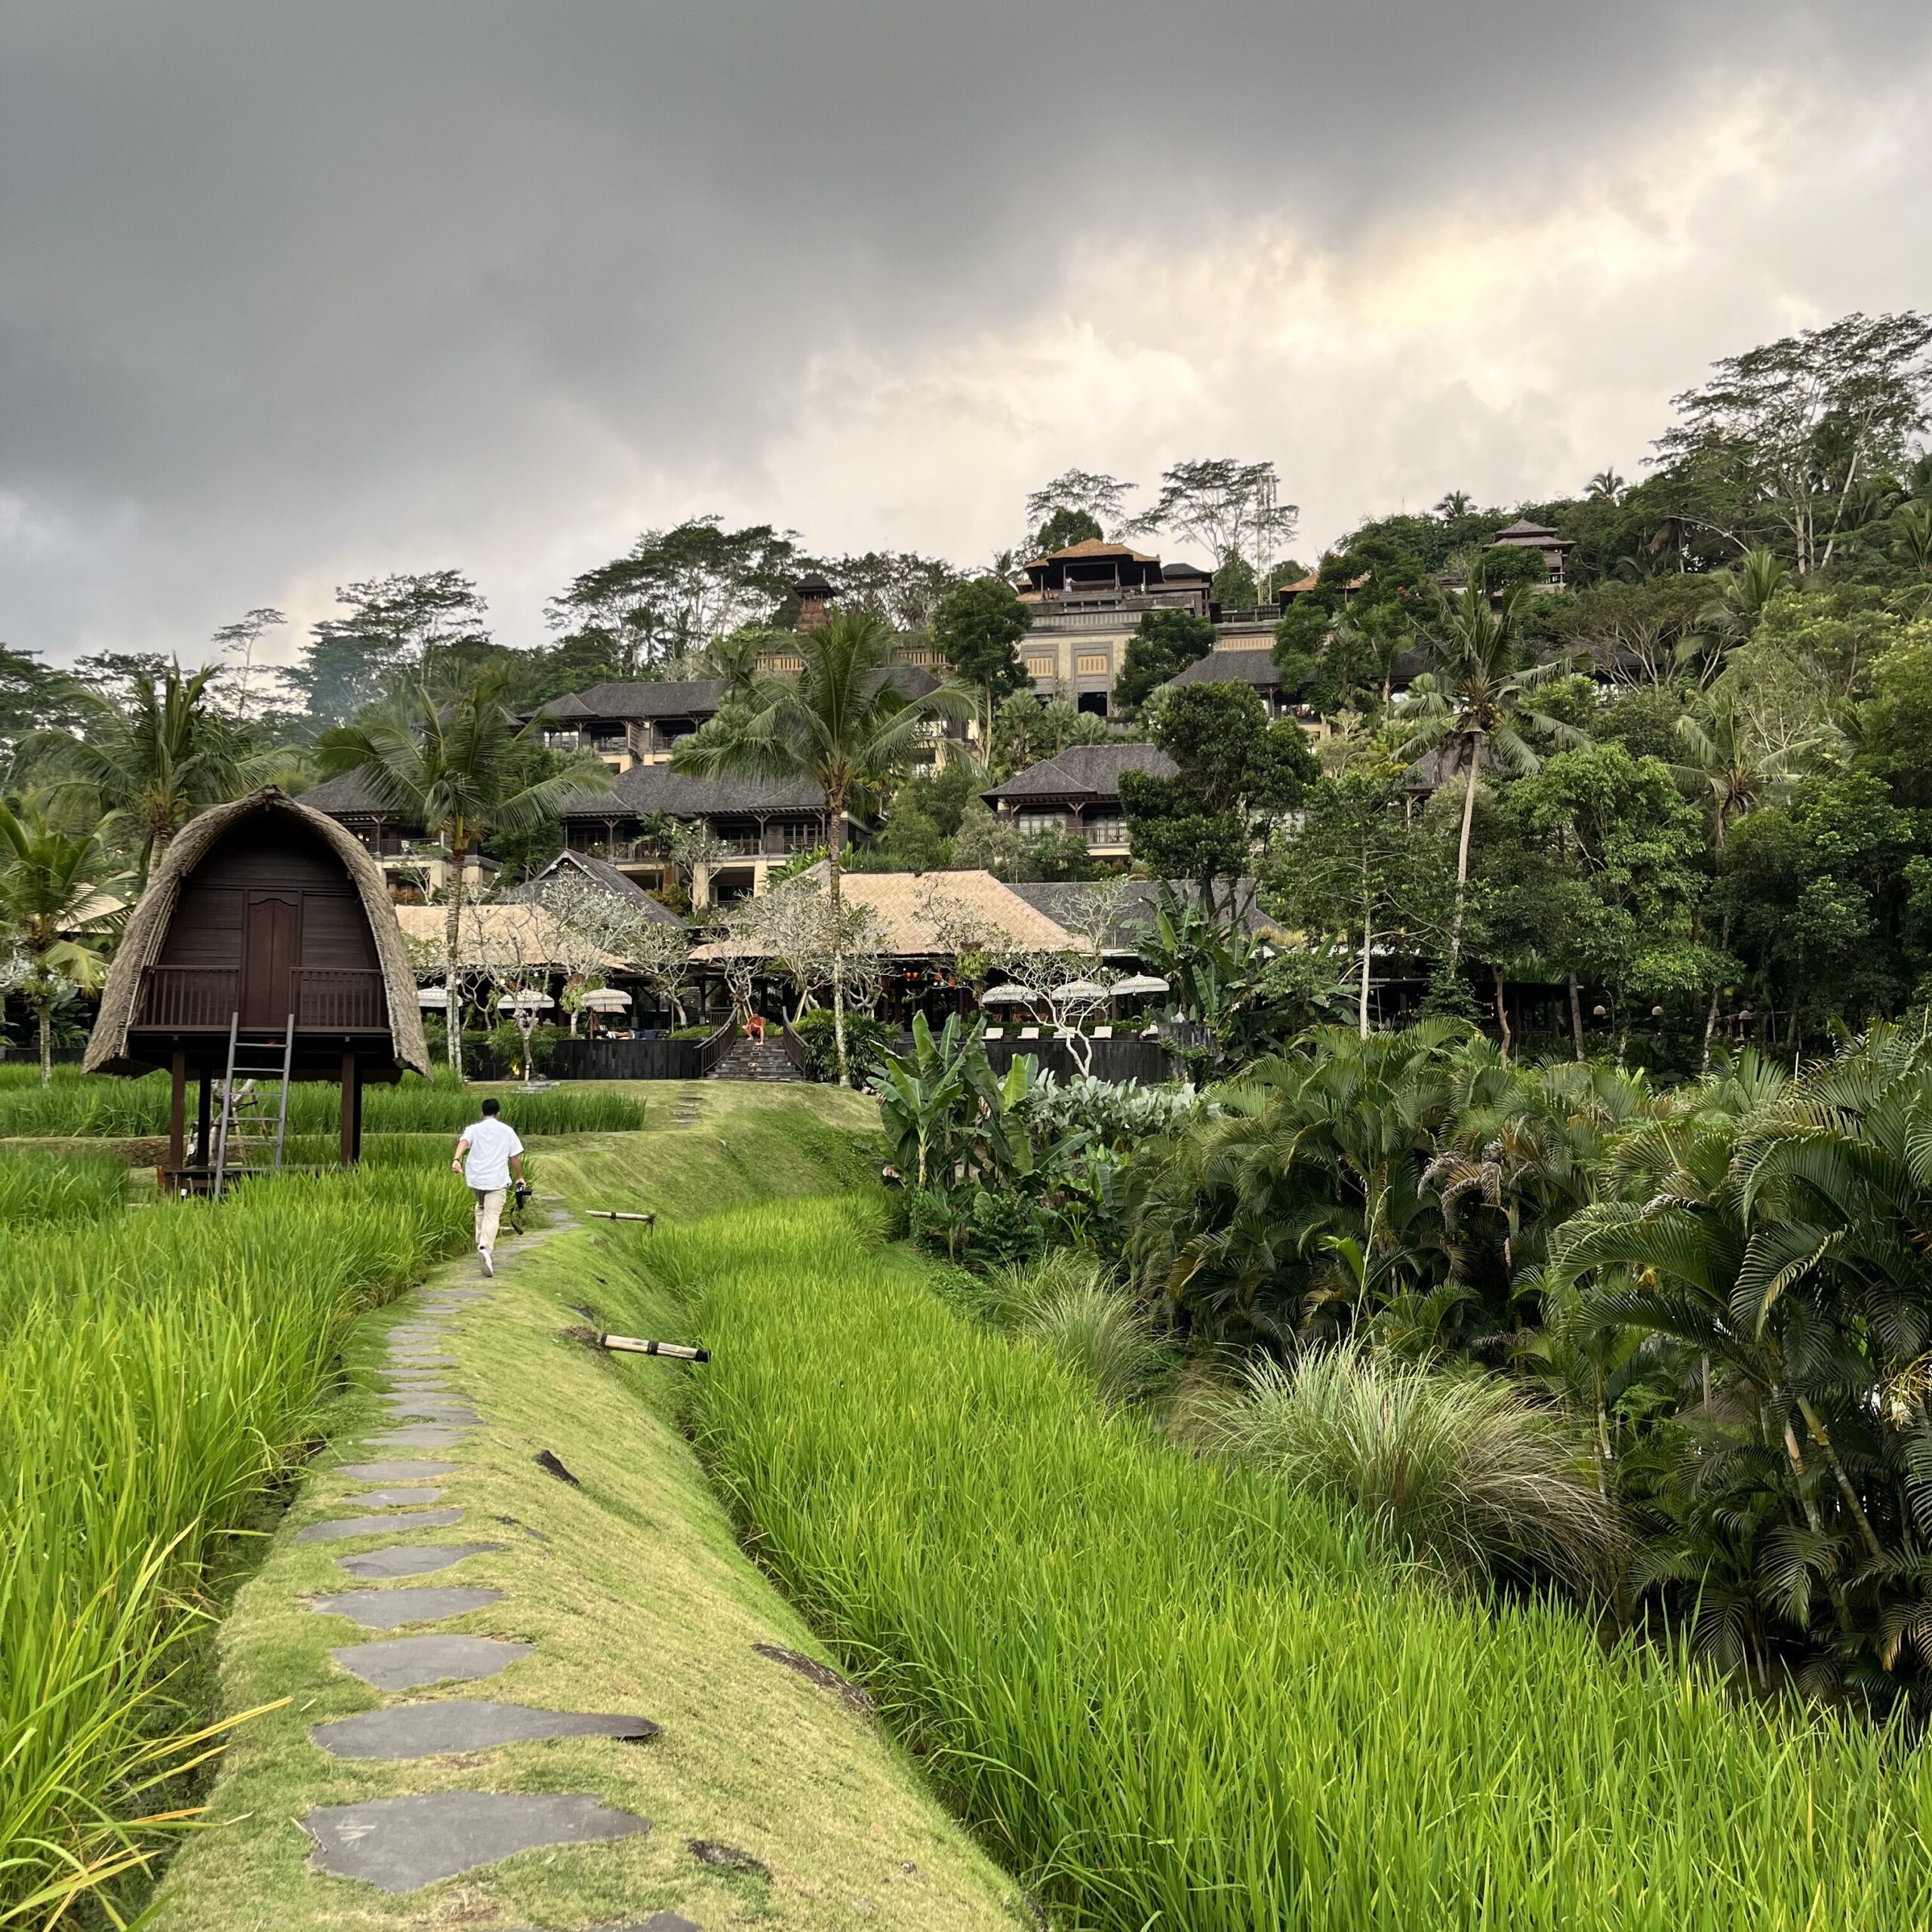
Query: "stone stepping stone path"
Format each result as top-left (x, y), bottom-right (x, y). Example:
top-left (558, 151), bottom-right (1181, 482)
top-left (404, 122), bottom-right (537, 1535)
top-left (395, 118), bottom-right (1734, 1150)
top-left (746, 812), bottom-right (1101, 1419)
top-left (304, 1791), bottom-right (648, 1891)
top-left (312, 1699), bottom-right (660, 1758)
top-left (310, 1585), bottom-right (502, 1628)
top-left (337, 1542), bottom-right (503, 1580)
top-left (331, 1632), bottom-right (533, 1690)
top-left (278, 1230), bottom-right (704, 1918)
top-left (299, 1508), bottom-right (463, 1542)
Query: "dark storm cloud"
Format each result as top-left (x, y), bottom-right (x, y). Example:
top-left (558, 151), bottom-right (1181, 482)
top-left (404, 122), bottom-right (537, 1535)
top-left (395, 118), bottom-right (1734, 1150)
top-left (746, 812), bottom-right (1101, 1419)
top-left (0, 1), bottom-right (1927, 656)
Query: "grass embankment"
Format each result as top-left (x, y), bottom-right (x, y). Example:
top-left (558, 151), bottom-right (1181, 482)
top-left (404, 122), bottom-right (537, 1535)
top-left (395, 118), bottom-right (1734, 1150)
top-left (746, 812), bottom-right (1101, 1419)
top-left (149, 1084), bottom-right (1032, 1931)
top-left (588, 1194), bottom-right (1932, 1932)
top-left (0, 1163), bottom-right (473, 1925)
top-left (0, 1067), bottom-right (645, 1139)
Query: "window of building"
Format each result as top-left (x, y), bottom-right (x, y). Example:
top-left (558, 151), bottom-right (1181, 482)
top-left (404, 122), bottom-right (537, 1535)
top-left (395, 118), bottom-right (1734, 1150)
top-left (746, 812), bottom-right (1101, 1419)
top-left (1017, 810), bottom-right (1066, 837)
top-left (1075, 652), bottom-right (1109, 676)
top-left (1024, 654), bottom-right (1056, 678)
top-left (1083, 814), bottom-right (1126, 847)
top-left (1076, 691), bottom-right (1109, 718)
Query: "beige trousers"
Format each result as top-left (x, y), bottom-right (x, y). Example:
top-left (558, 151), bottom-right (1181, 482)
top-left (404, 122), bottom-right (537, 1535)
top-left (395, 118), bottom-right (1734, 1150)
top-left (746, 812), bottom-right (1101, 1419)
top-left (472, 1186), bottom-right (506, 1252)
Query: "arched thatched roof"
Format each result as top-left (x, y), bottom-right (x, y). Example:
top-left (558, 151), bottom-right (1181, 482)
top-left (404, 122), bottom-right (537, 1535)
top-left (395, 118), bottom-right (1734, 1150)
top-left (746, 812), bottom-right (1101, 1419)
top-left (84, 787), bottom-right (431, 1077)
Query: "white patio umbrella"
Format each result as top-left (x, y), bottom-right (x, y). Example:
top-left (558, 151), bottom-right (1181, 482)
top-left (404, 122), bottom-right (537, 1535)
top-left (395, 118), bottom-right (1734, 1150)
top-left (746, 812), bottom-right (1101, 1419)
top-left (415, 986), bottom-right (450, 1009)
top-left (1051, 980), bottom-right (1112, 1001)
top-left (579, 988), bottom-right (632, 1011)
top-left (497, 991), bottom-right (555, 1013)
top-left (1111, 974), bottom-right (1170, 997)
top-left (979, 983), bottom-right (1035, 1004)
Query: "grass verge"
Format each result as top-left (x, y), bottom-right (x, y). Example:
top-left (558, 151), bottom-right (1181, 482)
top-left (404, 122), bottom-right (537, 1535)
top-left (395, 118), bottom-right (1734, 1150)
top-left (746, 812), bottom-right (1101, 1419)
top-left (596, 1193), bottom-right (1932, 1932)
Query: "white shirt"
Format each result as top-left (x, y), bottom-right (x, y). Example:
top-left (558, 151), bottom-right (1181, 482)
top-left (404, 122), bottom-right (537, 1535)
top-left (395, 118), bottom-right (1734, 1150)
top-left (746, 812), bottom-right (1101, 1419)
top-left (460, 1117), bottom-right (524, 1190)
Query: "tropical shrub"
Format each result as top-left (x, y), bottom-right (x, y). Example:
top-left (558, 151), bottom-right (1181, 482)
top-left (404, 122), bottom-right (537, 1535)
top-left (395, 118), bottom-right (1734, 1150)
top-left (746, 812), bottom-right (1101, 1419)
top-left (791, 1007), bottom-right (891, 1083)
top-left (1183, 1342), bottom-right (1623, 1594)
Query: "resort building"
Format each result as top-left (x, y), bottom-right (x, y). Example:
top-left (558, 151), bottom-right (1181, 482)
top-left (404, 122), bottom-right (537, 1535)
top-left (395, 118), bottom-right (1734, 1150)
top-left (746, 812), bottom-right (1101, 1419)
top-left (980, 742), bottom-right (1177, 861)
top-left (555, 764), bottom-right (847, 909)
top-left (1488, 518), bottom-right (1576, 588)
top-left (296, 769), bottom-right (500, 904)
top-left (537, 680), bottom-right (727, 773)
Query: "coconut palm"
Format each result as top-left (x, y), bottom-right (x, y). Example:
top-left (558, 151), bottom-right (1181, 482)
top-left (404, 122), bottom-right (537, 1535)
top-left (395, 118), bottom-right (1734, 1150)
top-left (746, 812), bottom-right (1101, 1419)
top-left (0, 807), bottom-right (126, 1084)
top-left (1679, 546), bottom-right (1792, 682)
top-left (1400, 571), bottom-right (1572, 968)
top-left (318, 672), bottom-right (609, 1076)
top-left (671, 609), bottom-right (974, 1081)
top-left (35, 662), bottom-right (289, 877)
top-left (1586, 469), bottom-right (1627, 503)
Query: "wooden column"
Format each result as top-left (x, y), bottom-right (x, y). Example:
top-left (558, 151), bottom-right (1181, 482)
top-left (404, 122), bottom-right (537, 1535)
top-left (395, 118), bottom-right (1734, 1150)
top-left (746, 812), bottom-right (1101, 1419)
top-left (167, 1051), bottom-right (186, 1172)
top-left (194, 1073), bottom-right (213, 1169)
top-left (339, 1051), bottom-right (361, 1166)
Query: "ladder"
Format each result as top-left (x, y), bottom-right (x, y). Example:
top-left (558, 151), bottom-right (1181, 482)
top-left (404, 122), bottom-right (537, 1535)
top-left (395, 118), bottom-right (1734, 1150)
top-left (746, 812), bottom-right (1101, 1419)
top-left (211, 1014), bottom-right (296, 1198)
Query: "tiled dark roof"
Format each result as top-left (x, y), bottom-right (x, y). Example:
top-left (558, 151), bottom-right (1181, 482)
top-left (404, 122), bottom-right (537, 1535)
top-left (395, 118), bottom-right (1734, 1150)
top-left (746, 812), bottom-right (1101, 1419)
top-left (497, 850), bottom-right (685, 924)
top-left (982, 741), bottom-right (1177, 804)
top-left (300, 769), bottom-right (397, 817)
top-left (1165, 648), bottom-right (1289, 691)
top-left (544, 679), bottom-right (728, 721)
top-left (559, 761), bottom-right (829, 820)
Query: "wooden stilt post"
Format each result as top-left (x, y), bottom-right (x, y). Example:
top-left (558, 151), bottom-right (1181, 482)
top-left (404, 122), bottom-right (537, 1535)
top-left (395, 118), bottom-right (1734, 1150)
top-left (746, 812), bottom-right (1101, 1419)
top-left (194, 1072), bottom-right (213, 1170)
top-left (168, 1052), bottom-right (186, 1174)
top-left (340, 1051), bottom-right (359, 1166)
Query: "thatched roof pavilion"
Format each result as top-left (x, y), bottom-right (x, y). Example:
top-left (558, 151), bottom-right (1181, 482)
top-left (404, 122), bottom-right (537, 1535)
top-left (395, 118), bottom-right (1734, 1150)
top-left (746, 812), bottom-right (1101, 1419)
top-left (85, 787), bottom-right (429, 1173)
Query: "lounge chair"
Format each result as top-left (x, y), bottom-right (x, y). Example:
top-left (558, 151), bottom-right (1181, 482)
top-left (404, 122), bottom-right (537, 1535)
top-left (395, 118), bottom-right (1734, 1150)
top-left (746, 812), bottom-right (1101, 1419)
top-left (1018, 1026), bottom-right (1040, 1040)
top-left (983, 1026), bottom-right (1004, 1040)
top-left (1093, 1025), bottom-right (1113, 1039)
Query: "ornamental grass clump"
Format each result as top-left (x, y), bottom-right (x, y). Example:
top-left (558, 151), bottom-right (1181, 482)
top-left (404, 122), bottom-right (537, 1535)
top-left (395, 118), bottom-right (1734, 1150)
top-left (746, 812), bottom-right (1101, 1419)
top-left (980, 1251), bottom-right (1168, 1411)
top-left (629, 1197), bottom-right (1932, 1932)
top-left (0, 1162), bottom-right (472, 1923)
top-left (1183, 1341), bottom-right (1625, 1594)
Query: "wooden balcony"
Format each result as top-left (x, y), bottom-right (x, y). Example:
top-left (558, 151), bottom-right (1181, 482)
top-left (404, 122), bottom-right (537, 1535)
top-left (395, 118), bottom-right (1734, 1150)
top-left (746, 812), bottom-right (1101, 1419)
top-left (137, 967), bottom-right (388, 1032)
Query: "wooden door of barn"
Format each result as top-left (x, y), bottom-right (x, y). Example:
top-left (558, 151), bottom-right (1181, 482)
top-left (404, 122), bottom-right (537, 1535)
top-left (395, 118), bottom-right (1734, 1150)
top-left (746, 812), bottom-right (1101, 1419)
top-left (241, 891), bottom-right (301, 1028)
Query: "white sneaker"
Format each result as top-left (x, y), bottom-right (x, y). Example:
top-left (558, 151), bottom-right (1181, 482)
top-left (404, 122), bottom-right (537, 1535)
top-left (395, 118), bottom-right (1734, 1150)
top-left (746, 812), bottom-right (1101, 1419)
top-left (478, 1247), bottom-right (494, 1277)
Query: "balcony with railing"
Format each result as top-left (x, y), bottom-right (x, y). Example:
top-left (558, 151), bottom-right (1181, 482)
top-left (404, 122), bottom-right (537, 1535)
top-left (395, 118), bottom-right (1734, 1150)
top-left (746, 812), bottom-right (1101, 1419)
top-left (135, 967), bottom-right (388, 1032)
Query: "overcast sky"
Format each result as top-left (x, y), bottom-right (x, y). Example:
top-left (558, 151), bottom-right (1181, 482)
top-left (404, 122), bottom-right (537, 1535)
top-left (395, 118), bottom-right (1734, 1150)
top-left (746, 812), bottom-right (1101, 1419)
top-left (3, 1), bottom-right (1929, 672)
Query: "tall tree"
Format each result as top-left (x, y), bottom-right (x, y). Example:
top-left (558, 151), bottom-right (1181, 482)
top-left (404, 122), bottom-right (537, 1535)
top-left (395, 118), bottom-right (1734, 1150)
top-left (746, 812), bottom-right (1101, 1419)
top-left (1655, 310), bottom-right (1932, 575)
top-left (1121, 682), bottom-right (1318, 918)
top-left (546, 517), bottom-right (801, 678)
top-left (211, 605), bottom-right (286, 721)
top-left (1115, 607), bottom-right (1217, 713)
top-left (318, 672), bottom-right (610, 1076)
top-left (934, 576), bottom-right (1032, 742)
top-left (36, 662), bottom-right (283, 876)
top-left (1274, 756), bottom-right (1444, 1036)
top-left (293, 571), bottom-right (491, 724)
top-left (671, 610), bottom-right (974, 1082)
top-left (0, 806), bottom-right (123, 1084)
top-left (1401, 571), bottom-right (1570, 967)
top-left (815, 550), bottom-right (961, 632)
top-left (1127, 459), bottom-right (1299, 586)
top-left (1024, 469), bottom-right (1136, 546)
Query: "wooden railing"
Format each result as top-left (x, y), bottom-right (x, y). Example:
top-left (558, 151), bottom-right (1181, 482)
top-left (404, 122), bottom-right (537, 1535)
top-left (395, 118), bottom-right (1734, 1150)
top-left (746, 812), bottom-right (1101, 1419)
top-left (136, 966), bottom-right (386, 1031)
top-left (296, 969), bottom-right (386, 1030)
top-left (695, 1015), bottom-right (740, 1076)
top-left (780, 1020), bottom-right (811, 1077)
top-left (138, 967), bottom-right (239, 1029)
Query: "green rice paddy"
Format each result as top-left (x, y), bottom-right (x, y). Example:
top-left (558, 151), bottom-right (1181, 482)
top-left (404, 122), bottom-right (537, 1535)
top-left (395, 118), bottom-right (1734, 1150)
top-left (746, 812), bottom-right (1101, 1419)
top-left (607, 1194), bottom-right (1932, 1932)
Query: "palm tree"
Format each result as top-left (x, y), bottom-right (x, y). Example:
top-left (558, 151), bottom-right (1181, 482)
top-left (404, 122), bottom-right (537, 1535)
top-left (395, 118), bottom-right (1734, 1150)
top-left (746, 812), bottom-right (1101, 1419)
top-left (671, 610), bottom-right (974, 1082)
top-left (1401, 571), bottom-right (1570, 968)
top-left (1681, 546), bottom-right (1791, 681)
top-left (318, 672), bottom-right (610, 1076)
top-left (1586, 469), bottom-right (1627, 503)
top-left (1434, 491), bottom-right (1475, 519)
top-left (37, 662), bottom-right (288, 878)
top-left (0, 807), bottom-right (125, 1084)
top-left (1672, 689), bottom-right (1808, 1067)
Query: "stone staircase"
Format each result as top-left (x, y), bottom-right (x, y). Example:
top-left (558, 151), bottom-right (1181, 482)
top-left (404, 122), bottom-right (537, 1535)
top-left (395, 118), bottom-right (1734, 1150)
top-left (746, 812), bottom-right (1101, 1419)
top-left (706, 1036), bottom-right (802, 1083)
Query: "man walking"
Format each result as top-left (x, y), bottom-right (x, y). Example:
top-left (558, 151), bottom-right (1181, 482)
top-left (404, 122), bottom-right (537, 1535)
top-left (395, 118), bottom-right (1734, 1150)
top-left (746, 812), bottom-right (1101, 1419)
top-left (451, 1097), bottom-right (525, 1277)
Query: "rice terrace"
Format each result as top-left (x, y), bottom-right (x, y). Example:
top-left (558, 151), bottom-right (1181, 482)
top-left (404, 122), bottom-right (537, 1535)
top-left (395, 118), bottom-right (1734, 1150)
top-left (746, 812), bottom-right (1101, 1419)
top-left (7, 8), bottom-right (1932, 1925)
